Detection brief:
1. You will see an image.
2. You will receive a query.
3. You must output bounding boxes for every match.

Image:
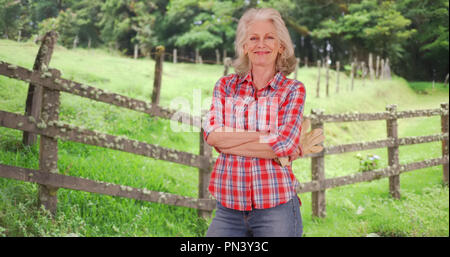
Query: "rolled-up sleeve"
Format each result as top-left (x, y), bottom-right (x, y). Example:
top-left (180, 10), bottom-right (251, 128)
top-left (202, 77), bottom-right (227, 152)
top-left (267, 83), bottom-right (306, 158)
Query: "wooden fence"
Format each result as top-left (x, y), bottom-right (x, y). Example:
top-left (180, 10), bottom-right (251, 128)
top-left (0, 33), bottom-right (448, 219)
top-left (0, 57), bottom-right (219, 216)
top-left (298, 104), bottom-right (449, 217)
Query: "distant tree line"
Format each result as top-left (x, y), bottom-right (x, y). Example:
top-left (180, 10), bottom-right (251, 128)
top-left (0, 0), bottom-right (448, 81)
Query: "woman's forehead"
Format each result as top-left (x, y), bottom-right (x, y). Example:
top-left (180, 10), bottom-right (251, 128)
top-left (248, 31), bottom-right (276, 36)
top-left (247, 20), bottom-right (276, 35)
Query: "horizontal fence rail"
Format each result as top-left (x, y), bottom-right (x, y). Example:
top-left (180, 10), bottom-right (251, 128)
top-left (296, 156), bottom-right (449, 194)
top-left (0, 61), bottom-right (205, 128)
top-left (0, 163), bottom-right (216, 211)
top-left (0, 110), bottom-right (213, 169)
top-left (310, 108), bottom-right (445, 123)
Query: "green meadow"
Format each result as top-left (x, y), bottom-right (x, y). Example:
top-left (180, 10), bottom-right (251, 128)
top-left (0, 39), bottom-right (448, 237)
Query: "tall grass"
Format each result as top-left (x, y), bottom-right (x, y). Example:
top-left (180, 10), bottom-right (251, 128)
top-left (0, 39), bottom-right (448, 237)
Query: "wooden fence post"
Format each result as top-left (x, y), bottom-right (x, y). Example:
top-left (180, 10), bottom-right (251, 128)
top-left (325, 56), bottom-right (330, 97)
top-left (316, 60), bottom-right (321, 98)
top-left (38, 68), bottom-right (62, 215)
top-left (134, 44), bottom-right (139, 59)
top-left (335, 61), bottom-right (340, 94)
top-left (173, 48), bottom-right (177, 64)
top-left (223, 49), bottom-right (227, 64)
top-left (386, 104), bottom-right (400, 199)
top-left (294, 57), bottom-right (300, 80)
top-left (441, 103), bottom-right (449, 185)
top-left (376, 55), bottom-right (380, 79)
top-left (195, 48), bottom-right (199, 64)
top-left (23, 31), bottom-right (58, 146)
top-left (72, 34), bottom-right (78, 49)
top-left (215, 49), bottom-right (220, 65)
top-left (361, 61), bottom-right (366, 87)
top-left (151, 46), bottom-right (164, 106)
top-left (350, 62), bottom-right (355, 91)
top-left (198, 127), bottom-right (213, 218)
top-left (385, 58), bottom-right (391, 80)
top-left (223, 57), bottom-right (231, 76)
top-left (369, 53), bottom-right (374, 81)
top-left (311, 109), bottom-right (326, 218)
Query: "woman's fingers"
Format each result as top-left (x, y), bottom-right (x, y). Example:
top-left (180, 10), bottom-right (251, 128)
top-left (310, 145), bottom-right (323, 153)
top-left (310, 128), bottom-right (323, 138)
top-left (311, 134), bottom-right (325, 145)
top-left (302, 118), bottom-right (311, 133)
top-left (303, 134), bottom-right (324, 149)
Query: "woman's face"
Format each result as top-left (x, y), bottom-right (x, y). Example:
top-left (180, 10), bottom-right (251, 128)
top-left (243, 19), bottom-right (284, 69)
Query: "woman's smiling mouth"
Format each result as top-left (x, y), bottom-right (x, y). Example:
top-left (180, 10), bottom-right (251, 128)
top-left (255, 51), bottom-right (270, 55)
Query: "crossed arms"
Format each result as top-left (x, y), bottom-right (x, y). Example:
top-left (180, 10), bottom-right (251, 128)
top-left (206, 126), bottom-right (279, 159)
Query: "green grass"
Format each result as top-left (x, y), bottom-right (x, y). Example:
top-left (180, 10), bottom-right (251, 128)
top-left (0, 39), bottom-right (448, 237)
top-left (408, 81), bottom-right (449, 95)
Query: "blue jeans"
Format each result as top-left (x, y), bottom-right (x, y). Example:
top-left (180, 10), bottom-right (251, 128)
top-left (206, 198), bottom-right (303, 237)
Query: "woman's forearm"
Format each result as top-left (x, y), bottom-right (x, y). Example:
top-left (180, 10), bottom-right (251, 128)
top-left (208, 126), bottom-right (277, 159)
top-left (208, 126), bottom-right (266, 148)
top-left (217, 138), bottom-right (278, 159)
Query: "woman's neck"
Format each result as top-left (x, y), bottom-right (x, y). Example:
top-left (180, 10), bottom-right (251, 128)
top-left (251, 64), bottom-right (276, 90)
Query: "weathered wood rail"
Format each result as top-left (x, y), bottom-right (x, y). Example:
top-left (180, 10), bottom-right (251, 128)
top-left (0, 45), bottom-right (448, 219)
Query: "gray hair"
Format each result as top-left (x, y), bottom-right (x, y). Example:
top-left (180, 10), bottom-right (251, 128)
top-left (232, 8), bottom-right (297, 77)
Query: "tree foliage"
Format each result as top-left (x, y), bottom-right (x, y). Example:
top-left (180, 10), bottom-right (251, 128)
top-left (0, 0), bottom-right (448, 80)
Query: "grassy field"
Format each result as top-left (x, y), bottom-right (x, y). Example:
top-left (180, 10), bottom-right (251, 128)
top-left (0, 39), bottom-right (448, 237)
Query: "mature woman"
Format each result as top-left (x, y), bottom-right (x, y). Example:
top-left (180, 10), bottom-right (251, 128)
top-left (202, 8), bottom-right (324, 237)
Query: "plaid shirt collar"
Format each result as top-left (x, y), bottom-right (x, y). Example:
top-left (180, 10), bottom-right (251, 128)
top-left (239, 70), bottom-right (285, 90)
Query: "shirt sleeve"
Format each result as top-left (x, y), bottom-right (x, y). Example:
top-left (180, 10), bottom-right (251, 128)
top-left (202, 76), bottom-right (228, 153)
top-left (267, 82), bottom-right (306, 158)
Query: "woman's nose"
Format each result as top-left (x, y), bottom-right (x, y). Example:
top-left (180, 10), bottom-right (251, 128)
top-left (254, 39), bottom-right (266, 48)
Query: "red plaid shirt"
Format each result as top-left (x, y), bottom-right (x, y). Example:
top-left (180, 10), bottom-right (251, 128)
top-left (202, 70), bottom-right (306, 211)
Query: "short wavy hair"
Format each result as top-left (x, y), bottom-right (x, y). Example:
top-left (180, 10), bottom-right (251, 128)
top-left (232, 8), bottom-right (297, 77)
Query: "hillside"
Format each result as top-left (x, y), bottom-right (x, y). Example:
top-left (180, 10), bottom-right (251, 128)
top-left (0, 39), bottom-right (448, 237)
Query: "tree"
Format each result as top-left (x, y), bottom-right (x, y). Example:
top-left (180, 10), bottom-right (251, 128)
top-left (166, 0), bottom-right (249, 61)
top-left (70, 0), bottom-right (103, 48)
top-left (38, 0), bottom-right (103, 49)
top-left (130, 1), bottom-right (159, 57)
top-left (396, 0), bottom-right (449, 80)
top-left (0, 0), bottom-right (24, 39)
top-left (312, 0), bottom-right (416, 69)
top-left (274, 0), bottom-right (361, 64)
top-left (97, 0), bottom-right (163, 56)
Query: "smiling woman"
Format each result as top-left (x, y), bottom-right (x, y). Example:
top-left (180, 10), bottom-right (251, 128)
top-left (202, 8), bottom-right (324, 238)
top-left (233, 8), bottom-right (297, 82)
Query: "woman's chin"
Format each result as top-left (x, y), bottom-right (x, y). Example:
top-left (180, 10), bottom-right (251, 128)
top-left (250, 60), bottom-right (276, 67)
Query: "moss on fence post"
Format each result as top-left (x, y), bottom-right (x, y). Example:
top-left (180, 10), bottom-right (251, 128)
top-left (441, 103), bottom-right (449, 185)
top-left (198, 127), bottom-right (213, 219)
top-left (151, 46), bottom-right (164, 106)
top-left (23, 30), bottom-right (58, 146)
top-left (38, 69), bottom-right (62, 216)
top-left (386, 104), bottom-right (400, 199)
top-left (311, 108), bottom-right (326, 218)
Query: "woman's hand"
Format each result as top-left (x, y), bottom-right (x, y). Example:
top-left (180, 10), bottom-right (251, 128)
top-left (298, 118), bottom-right (325, 157)
top-left (274, 118), bottom-right (325, 166)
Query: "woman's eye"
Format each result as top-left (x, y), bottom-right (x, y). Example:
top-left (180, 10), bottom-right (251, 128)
top-left (250, 37), bottom-right (256, 40)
